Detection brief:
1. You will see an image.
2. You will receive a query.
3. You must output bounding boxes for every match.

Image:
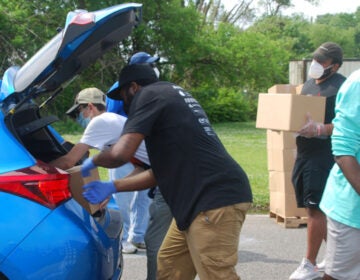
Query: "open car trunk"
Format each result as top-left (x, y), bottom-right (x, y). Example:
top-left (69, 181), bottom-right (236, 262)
top-left (0, 3), bottom-right (142, 168)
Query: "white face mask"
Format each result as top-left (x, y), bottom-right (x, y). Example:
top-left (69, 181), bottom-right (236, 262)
top-left (308, 59), bottom-right (333, 80)
top-left (308, 60), bottom-right (324, 79)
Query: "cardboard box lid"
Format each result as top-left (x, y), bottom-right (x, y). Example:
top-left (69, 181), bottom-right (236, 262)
top-left (268, 84), bottom-right (297, 94)
top-left (67, 166), bottom-right (101, 215)
top-left (256, 93), bottom-right (326, 132)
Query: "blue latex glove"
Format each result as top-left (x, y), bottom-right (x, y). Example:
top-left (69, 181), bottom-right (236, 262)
top-left (82, 181), bottom-right (117, 204)
top-left (81, 157), bottom-right (96, 177)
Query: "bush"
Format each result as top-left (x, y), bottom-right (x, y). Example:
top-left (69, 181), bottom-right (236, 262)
top-left (192, 87), bottom-right (256, 123)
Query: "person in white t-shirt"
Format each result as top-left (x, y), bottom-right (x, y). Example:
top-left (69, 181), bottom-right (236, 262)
top-left (49, 87), bottom-right (151, 255)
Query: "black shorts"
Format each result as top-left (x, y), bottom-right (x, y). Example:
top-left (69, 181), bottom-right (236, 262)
top-left (292, 155), bottom-right (334, 209)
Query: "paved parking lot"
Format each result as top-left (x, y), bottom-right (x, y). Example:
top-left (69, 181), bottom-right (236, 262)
top-left (121, 214), bottom-right (325, 280)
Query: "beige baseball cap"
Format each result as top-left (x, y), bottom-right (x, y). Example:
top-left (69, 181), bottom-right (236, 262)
top-left (66, 87), bottom-right (106, 116)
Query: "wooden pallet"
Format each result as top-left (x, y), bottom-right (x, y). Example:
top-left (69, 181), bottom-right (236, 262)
top-left (269, 211), bottom-right (308, 228)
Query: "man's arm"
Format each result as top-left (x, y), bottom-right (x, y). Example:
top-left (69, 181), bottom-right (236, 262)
top-left (82, 168), bottom-right (157, 204)
top-left (92, 133), bottom-right (144, 168)
top-left (49, 143), bottom-right (90, 170)
top-left (114, 168), bottom-right (157, 191)
top-left (298, 113), bottom-right (333, 138)
top-left (335, 155), bottom-right (360, 195)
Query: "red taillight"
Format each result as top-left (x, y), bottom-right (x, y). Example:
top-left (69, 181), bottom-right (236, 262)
top-left (0, 165), bottom-right (72, 209)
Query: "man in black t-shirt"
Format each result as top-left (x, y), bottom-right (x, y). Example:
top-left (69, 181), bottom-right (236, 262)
top-left (81, 64), bottom-right (253, 280)
top-left (289, 42), bottom-right (346, 280)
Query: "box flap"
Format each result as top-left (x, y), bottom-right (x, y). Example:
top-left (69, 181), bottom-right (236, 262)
top-left (67, 166), bottom-right (101, 214)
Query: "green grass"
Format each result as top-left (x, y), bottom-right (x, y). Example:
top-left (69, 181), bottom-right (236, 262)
top-left (61, 121), bottom-right (269, 213)
top-left (212, 122), bottom-right (268, 213)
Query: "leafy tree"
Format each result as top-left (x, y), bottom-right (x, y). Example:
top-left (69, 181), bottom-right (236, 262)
top-left (0, 0), bottom-right (73, 67)
top-left (1, 0), bottom-right (360, 122)
top-left (190, 0), bottom-right (256, 27)
top-left (314, 11), bottom-right (360, 58)
top-left (247, 14), bottom-right (314, 61)
top-left (257, 0), bottom-right (318, 17)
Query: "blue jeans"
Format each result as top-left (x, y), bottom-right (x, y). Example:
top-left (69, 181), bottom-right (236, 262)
top-left (109, 163), bottom-right (151, 243)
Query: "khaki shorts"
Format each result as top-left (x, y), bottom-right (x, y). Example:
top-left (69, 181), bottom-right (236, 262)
top-left (325, 217), bottom-right (360, 279)
top-left (157, 202), bottom-right (251, 280)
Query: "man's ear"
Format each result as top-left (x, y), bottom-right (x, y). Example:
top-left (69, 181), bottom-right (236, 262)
top-left (332, 63), bottom-right (340, 72)
top-left (130, 82), bottom-right (141, 93)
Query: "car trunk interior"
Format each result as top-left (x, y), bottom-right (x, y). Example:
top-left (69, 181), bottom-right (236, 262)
top-left (4, 103), bottom-right (69, 163)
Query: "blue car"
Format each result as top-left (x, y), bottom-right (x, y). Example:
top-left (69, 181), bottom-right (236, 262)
top-left (0, 3), bottom-right (142, 280)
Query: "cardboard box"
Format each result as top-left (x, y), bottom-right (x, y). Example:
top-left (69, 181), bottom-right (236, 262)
top-left (267, 148), bottom-right (296, 172)
top-left (67, 166), bottom-right (101, 215)
top-left (270, 191), bottom-right (306, 217)
top-left (256, 93), bottom-right (326, 132)
top-left (268, 171), bottom-right (295, 195)
top-left (266, 130), bottom-right (297, 150)
top-left (295, 84), bottom-right (303, 95)
top-left (268, 84), bottom-right (297, 94)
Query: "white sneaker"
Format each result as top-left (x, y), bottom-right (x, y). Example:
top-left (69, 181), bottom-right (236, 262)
top-left (316, 259), bottom-right (325, 272)
top-left (289, 258), bottom-right (322, 280)
top-left (122, 241), bottom-right (137, 254)
top-left (131, 241), bottom-right (146, 249)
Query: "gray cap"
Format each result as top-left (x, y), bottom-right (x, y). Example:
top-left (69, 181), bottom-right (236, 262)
top-left (313, 42), bottom-right (343, 66)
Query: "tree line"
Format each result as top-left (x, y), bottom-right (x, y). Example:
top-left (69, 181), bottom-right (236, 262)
top-left (1, 0), bottom-right (359, 123)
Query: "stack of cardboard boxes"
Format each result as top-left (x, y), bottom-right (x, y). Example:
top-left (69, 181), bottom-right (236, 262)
top-left (267, 129), bottom-right (301, 218)
top-left (256, 84), bottom-right (326, 225)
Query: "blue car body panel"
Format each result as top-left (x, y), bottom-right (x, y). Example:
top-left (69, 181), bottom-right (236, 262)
top-left (0, 196), bottom-right (121, 279)
top-left (0, 110), bottom-right (35, 174)
top-left (0, 192), bottom-right (51, 263)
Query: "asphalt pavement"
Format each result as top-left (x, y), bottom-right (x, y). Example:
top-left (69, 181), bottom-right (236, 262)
top-left (121, 214), bottom-right (325, 280)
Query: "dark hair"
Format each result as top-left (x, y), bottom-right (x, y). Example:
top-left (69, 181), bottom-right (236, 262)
top-left (94, 103), bottom-right (106, 112)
